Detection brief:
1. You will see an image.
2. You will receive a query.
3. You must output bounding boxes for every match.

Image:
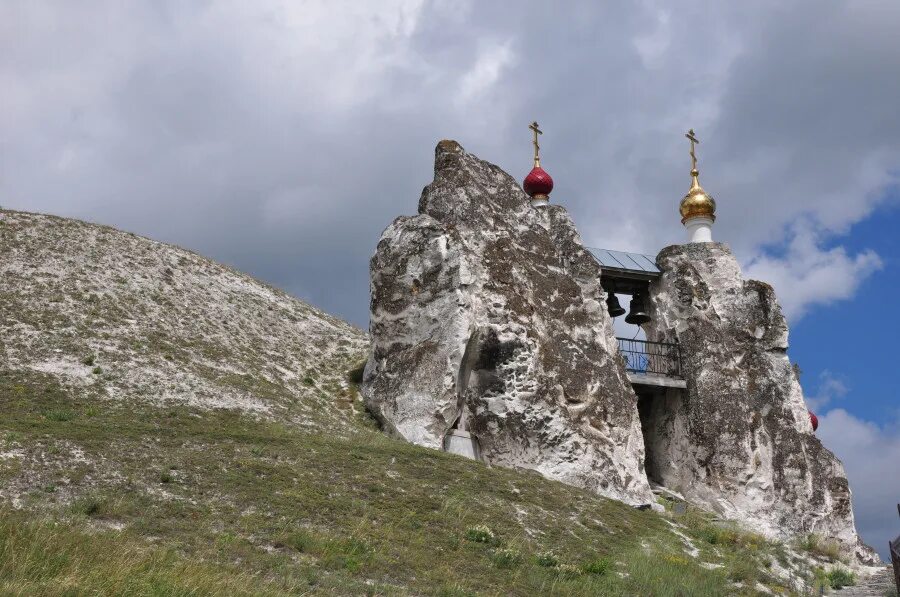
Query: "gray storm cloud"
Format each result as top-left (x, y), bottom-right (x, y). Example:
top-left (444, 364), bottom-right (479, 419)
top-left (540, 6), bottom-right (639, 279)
top-left (3, 1), bottom-right (897, 327)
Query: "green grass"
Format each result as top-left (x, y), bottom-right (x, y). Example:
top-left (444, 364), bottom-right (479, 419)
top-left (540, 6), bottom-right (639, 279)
top-left (0, 509), bottom-right (281, 595)
top-left (0, 369), bottom-right (820, 595)
top-left (826, 567), bottom-right (856, 589)
top-left (797, 533), bottom-right (842, 562)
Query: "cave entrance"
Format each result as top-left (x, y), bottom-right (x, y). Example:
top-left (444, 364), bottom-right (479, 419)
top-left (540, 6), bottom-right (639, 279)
top-left (633, 384), bottom-right (686, 490)
top-left (635, 388), bottom-right (665, 486)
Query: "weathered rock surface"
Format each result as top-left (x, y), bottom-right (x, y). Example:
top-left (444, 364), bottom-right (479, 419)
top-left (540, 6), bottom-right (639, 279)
top-left (645, 242), bottom-right (877, 563)
top-left (362, 140), bottom-right (653, 505)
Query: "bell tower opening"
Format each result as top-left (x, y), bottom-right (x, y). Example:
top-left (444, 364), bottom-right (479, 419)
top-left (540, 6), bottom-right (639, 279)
top-left (588, 247), bottom-right (687, 491)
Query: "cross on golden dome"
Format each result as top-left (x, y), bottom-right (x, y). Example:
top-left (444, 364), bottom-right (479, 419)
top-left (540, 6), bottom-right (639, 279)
top-left (679, 128), bottom-right (716, 226)
top-left (685, 129), bottom-right (699, 173)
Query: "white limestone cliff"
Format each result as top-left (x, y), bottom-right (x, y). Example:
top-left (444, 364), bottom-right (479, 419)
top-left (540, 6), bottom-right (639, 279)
top-left (362, 140), bottom-right (653, 506)
top-left (645, 242), bottom-right (877, 564)
top-left (361, 140), bottom-right (875, 564)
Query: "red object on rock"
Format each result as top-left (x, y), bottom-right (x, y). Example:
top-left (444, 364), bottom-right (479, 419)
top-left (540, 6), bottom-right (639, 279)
top-left (523, 166), bottom-right (554, 198)
top-left (809, 410), bottom-right (818, 432)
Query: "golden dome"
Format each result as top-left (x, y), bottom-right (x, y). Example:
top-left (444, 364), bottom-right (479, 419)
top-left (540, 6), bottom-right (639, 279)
top-left (679, 168), bottom-right (716, 223)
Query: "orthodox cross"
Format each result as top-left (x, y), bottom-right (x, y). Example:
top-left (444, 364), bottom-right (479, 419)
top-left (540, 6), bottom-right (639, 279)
top-left (529, 121), bottom-right (542, 166)
top-left (685, 129), bottom-right (699, 172)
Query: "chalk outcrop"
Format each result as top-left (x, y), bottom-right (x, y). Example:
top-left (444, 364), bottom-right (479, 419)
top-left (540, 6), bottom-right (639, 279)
top-left (362, 141), bottom-right (653, 505)
top-left (645, 242), bottom-right (876, 563)
top-left (362, 141), bottom-right (873, 562)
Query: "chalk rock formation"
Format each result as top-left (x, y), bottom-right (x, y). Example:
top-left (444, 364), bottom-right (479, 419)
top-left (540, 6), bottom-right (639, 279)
top-left (645, 242), bottom-right (876, 563)
top-left (362, 140), bottom-right (653, 505)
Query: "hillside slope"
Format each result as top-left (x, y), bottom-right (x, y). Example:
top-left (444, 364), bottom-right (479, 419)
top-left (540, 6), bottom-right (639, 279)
top-left (1, 210), bottom-right (367, 430)
top-left (0, 210), bottom-right (885, 595)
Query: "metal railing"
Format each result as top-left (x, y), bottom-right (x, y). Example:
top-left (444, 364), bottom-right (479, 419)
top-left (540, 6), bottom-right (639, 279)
top-left (616, 338), bottom-right (683, 379)
top-left (891, 504), bottom-right (900, 593)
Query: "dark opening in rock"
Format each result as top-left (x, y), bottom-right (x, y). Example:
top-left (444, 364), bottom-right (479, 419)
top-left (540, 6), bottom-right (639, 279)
top-left (469, 329), bottom-right (519, 397)
top-left (636, 389), bottom-right (666, 486)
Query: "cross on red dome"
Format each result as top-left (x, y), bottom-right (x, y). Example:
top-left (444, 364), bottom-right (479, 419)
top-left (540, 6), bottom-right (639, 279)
top-left (524, 121), bottom-right (553, 205)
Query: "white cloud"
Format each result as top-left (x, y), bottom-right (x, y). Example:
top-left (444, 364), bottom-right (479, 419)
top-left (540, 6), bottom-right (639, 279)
top-left (456, 40), bottom-right (515, 105)
top-left (743, 222), bottom-right (883, 322)
top-left (632, 7), bottom-right (671, 69)
top-left (805, 370), bottom-right (848, 412)
top-left (818, 408), bottom-right (900, 561)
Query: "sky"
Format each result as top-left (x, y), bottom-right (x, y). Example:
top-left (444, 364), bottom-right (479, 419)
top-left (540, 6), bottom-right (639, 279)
top-left (3, 0), bottom-right (899, 559)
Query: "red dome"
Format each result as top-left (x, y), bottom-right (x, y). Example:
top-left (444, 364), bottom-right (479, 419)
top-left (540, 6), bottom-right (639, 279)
top-left (523, 166), bottom-right (553, 198)
top-left (808, 410), bottom-right (818, 432)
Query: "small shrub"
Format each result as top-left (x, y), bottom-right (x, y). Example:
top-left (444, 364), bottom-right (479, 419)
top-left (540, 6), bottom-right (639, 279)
top-left (727, 558), bottom-right (758, 583)
top-left (698, 524), bottom-right (740, 546)
top-left (82, 355), bottom-right (95, 366)
top-left (302, 376), bottom-right (315, 386)
top-left (323, 537), bottom-right (372, 572)
top-left (71, 496), bottom-right (103, 517)
top-left (556, 563), bottom-right (582, 578)
top-left (92, 366), bottom-right (103, 375)
top-left (663, 554), bottom-right (689, 566)
top-left (582, 558), bottom-right (611, 576)
top-left (826, 567), bottom-right (855, 589)
top-left (464, 525), bottom-right (496, 544)
top-left (799, 533), bottom-right (818, 551)
top-left (3, 431), bottom-right (23, 444)
top-left (283, 530), bottom-right (319, 553)
top-left (490, 548), bottom-right (522, 569)
top-left (799, 533), bottom-right (841, 561)
top-left (44, 409), bottom-right (74, 422)
top-left (159, 472), bottom-right (173, 484)
top-left (535, 550), bottom-right (559, 568)
top-left (817, 540), bottom-right (842, 561)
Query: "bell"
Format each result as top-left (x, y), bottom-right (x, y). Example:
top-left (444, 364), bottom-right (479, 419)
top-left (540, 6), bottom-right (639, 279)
top-left (606, 293), bottom-right (626, 318)
top-left (625, 292), bottom-right (651, 326)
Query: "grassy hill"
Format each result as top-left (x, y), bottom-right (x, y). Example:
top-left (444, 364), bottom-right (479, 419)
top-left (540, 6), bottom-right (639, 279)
top-left (0, 210), bottom-right (367, 431)
top-left (0, 210), bottom-right (869, 595)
